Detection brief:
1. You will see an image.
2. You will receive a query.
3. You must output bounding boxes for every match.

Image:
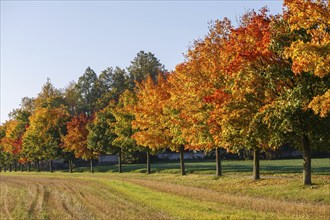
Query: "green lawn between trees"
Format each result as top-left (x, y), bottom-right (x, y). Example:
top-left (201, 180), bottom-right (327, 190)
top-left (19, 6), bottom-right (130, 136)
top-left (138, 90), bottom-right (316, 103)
top-left (1, 158), bottom-right (329, 220)
top-left (72, 158), bottom-right (330, 175)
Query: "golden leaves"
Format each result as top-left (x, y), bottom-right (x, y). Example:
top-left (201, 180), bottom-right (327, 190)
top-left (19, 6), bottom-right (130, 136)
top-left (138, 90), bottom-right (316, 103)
top-left (308, 89), bottom-right (330, 117)
top-left (283, 0), bottom-right (330, 77)
top-left (131, 74), bottom-right (172, 150)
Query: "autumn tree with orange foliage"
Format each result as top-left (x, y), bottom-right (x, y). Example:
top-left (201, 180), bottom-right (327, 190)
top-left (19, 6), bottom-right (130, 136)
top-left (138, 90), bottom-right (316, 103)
top-left (284, 0), bottom-right (330, 118)
top-left (167, 18), bottom-right (232, 176)
top-left (256, 0), bottom-right (330, 185)
top-left (205, 9), bottom-right (280, 180)
top-left (284, 0), bottom-right (329, 78)
top-left (206, 2), bottom-right (329, 184)
top-left (0, 125), bottom-right (10, 172)
top-left (1, 120), bottom-right (24, 172)
top-left (131, 74), bottom-right (174, 173)
top-left (0, 97), bottom-right (35, 172)
top-left (62, 113), bottom-right (94, 173)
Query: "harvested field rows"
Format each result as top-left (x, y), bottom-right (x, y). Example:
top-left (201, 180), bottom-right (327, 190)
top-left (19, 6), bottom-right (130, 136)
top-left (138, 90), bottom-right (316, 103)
top-left (0, 175), bottom-right (169, 219)
top-left (1, 173), bottom-right (329, 219)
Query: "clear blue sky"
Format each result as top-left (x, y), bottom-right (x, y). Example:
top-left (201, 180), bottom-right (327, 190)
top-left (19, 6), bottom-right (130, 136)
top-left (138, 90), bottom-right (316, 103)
top-left (1, 0), bottom-right (283, 124)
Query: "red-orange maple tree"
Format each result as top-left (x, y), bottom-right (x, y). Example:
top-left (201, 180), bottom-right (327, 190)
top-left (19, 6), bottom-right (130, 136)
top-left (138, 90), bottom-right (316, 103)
top-left (62, 113), bottom-right (94, 161)
top-left (206, 8), bottom-right (278, 179)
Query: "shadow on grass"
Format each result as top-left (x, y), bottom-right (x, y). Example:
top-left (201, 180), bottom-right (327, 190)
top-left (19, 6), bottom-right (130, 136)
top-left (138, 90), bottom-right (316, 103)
top-left (57, 159), bottom-right (330, 175)
top-left (260, 165), bottom-right (330, 174)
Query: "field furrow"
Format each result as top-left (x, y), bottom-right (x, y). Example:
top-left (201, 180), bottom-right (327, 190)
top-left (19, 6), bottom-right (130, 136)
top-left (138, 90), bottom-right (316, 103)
top-left (125, 178), bottom-right (329, 219)
top-left (0, 160), bottom-right (329, 220)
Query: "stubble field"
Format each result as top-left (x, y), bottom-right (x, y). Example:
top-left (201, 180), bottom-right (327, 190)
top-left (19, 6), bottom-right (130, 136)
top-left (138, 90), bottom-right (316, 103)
top-left (1, 158), bottom-right (329, 220)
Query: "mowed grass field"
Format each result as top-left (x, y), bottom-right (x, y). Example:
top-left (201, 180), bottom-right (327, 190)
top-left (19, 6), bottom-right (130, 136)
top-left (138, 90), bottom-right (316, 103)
top-left (1, 158), bottom-right (329, 220)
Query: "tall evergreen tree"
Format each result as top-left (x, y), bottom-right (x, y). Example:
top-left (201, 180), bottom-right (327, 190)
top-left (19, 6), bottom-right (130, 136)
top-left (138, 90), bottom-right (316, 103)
top-left (63, 81), bottom-right (80, 116)
top-left (96, 67), bottom-right (129, 109)
top-left (76, 67), bottom-right (99, 116)
top-left (127, 51), bottom-right (166, 89)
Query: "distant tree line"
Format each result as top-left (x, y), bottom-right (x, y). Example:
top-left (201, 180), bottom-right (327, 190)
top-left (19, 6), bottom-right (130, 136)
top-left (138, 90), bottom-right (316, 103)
top-left (1, 0), bottom-right (329, 185)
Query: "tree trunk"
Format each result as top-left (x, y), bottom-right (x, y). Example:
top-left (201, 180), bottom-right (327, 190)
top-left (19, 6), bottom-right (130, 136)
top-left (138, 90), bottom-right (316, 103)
top-left (20, 163), bottom-right (23, 172)
top-left (14, 160), bottom-right (17, 172)
top-left (146, 151), bottom-right (151, 174)
top-left (215, 147), bottom-right (222, 176)
top-left (49, 160), bottom-right (53, 173)
top-left (69, 159), bottom-right (73, 173)
top-left (179, 145), bottom-right (186, 176)
top-left (253, 148), bottom-right (260, 180)
top-left (303, 134), bottom-right (312, 185)
top-left (90, 159), bottom-right (94, 173)
top-left (9, 164), bottom-right (12, 172)
top-left (4, 165), bottom-right (7, 172)
top-left (118, 149), bottom-right (122, 173)
top-left (0, 166), bottom-right (2, 172)
top-left (36, 160), bottom-right (40, 172)
top-left (28, 162), bottom-right (31, 172)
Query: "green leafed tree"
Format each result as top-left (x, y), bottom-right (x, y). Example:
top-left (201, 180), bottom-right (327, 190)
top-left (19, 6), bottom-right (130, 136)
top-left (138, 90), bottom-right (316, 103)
top-left (63, 81), bottom-right (80, 116)
top-left (96, 67), bottom-right (130, 109)
top-left (87, 103), bottom-right (118, 172)
top-left (22, 106), bottom-right (69, 172)
top-left (127, 50), bottom-right (166, 89)
top-left (22, 79), bottom-right (69, 172)
top-left (76, 67), bottom-right (100, 116)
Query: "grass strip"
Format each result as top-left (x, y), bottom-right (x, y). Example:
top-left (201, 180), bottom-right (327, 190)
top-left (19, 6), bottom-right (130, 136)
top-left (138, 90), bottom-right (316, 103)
top-left (95, 178), bottom-right (288, 220)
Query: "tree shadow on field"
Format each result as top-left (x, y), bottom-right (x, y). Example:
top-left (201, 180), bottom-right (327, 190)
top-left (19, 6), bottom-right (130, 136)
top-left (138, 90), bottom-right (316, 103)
top-left (62, 159), bottom-right (330, 175)
top-left (260, 165), bottom-right (330, 175)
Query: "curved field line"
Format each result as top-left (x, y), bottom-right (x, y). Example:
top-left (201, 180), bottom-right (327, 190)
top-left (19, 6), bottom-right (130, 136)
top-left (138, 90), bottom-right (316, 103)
top-left (1, 185), bottom-right (12, 219)
top-left (27, 184), bottom-right (40, 217)
top-left (125, 178), bottom-right (330, 219)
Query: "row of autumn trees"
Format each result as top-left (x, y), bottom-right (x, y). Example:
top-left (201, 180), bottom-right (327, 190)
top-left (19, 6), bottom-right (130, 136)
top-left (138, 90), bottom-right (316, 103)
top-left (0, 50), bottom-right (166, 173)
top-left (0, 0), bottom-right (329, 185)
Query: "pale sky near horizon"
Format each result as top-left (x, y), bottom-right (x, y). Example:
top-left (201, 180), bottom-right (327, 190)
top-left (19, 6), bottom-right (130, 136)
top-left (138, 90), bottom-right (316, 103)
top-left (1, 0), bottom-right (283, 124)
